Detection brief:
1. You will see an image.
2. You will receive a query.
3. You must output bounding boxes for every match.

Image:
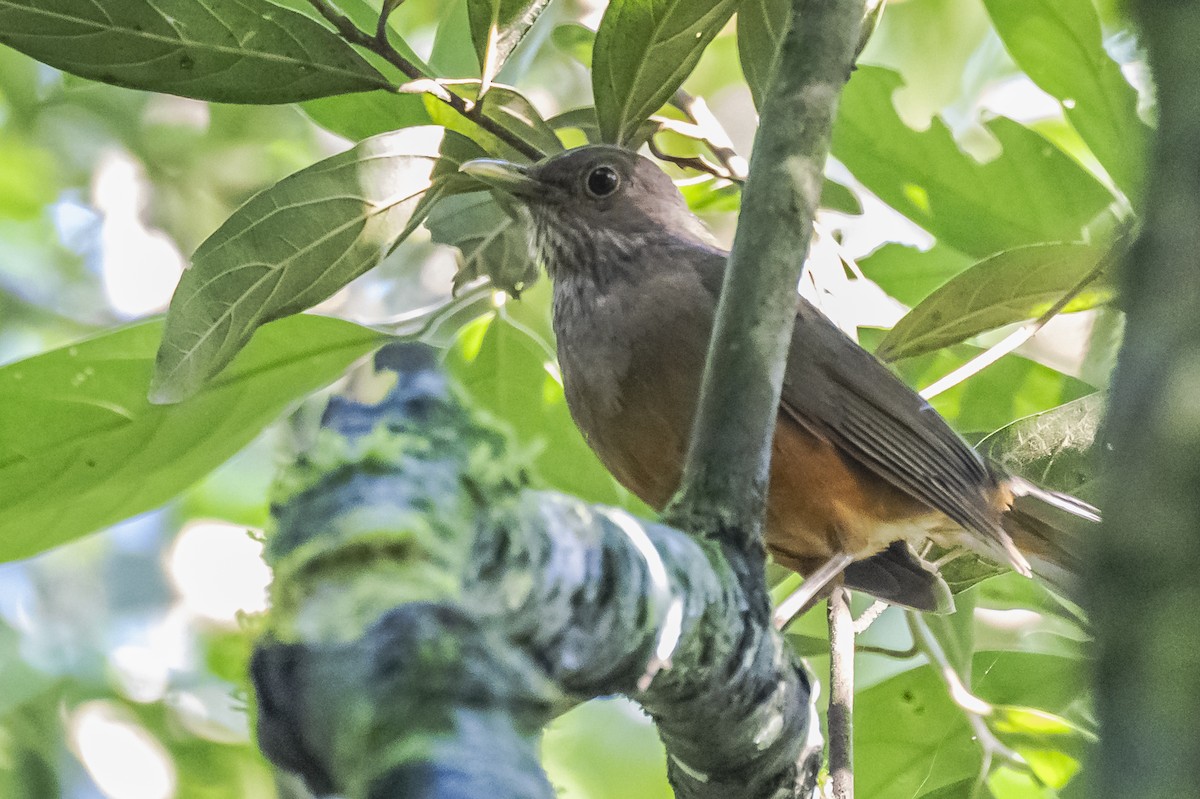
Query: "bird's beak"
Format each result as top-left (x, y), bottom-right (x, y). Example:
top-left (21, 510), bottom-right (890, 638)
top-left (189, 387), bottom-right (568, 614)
top-left (459, 159), bottom-right (541, 198)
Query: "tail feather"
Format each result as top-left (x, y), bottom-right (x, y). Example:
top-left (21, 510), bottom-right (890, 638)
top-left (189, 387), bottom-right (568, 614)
top-left (1002, 477), bottom-right (1101, 595)
top-left (1008, 476), bottom-right (1101, 523)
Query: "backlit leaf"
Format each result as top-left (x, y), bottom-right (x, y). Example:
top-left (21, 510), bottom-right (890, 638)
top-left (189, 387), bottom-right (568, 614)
top-left (0, 316), bottom-right (385, 562)
top-left (983, 0), bottom-right (1149, 201)
top-left (858, 243), bottom-right (974, 308)
top-left (833, 67), bottom-right (1116, 257)
top-left (425, 83), bottom-right (562, 160)
top-left (151, 129), bottom-right (441, 403)
top-left (736, 0), bottom-right (786, 110)
top-left (878, 243), bottom-right (1111, 361)
top-left (593, 0), bottom-right (741, 145)
top-left (301, 91), bottom-right (430, 142)
top-left (981, 393), bottom-right (1103, 500)
top-left (468, 0), bottom-right (553, 86)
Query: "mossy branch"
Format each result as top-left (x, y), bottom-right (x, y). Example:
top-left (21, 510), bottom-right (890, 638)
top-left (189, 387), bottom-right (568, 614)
top-left (250, 344), bottom-right (821, 799)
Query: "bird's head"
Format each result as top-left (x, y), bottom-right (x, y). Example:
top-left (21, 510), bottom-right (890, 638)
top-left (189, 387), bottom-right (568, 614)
top-left (460, 145), bottom-right (713, 281)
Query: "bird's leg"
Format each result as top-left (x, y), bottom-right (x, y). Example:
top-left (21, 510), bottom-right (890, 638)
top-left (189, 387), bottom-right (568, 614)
top-left (773, 553), bottom-right (855, 630)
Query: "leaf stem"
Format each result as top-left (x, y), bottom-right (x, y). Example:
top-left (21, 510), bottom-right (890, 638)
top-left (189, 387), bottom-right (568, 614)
top-left (304, 0), bottom-right (543, 162)
top-left (907, 612), bottom-right (1028, 794)
top-left (669, 89), bottom-right (749, 181)
top-left (855, 642), bottom-right (918, 659)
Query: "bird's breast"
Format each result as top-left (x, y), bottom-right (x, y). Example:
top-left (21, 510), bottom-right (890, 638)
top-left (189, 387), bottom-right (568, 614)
top-left (553, 271), bottom-right (716, 508)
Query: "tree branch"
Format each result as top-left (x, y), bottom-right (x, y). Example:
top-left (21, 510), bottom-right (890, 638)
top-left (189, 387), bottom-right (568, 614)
top-left (1093, 4), bottom-right (1200, 798)
top-left (251, 344), bottom-right (822, 799)
top-left (666, 0), bottom-right (867, 548)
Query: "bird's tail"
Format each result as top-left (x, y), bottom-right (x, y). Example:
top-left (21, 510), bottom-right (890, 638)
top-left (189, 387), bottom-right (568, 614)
top-left (1002, 476), bottom-right (1101, 595)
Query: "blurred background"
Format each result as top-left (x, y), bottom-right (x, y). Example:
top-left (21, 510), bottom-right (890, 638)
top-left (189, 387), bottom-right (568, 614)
top-left (0, 0), bottom-right (1140, 796)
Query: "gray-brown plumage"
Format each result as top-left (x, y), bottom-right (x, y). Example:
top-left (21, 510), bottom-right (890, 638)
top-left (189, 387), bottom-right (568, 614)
top-left (462, 145), bottom-right (1099, 612)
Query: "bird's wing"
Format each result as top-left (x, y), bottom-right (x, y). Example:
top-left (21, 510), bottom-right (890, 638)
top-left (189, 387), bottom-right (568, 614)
top-left (780, 299), bottom-right (1011, 548)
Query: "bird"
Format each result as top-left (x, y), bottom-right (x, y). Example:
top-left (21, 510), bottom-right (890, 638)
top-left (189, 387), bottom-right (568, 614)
top-left (460, 145), bottom-right (1100, 616)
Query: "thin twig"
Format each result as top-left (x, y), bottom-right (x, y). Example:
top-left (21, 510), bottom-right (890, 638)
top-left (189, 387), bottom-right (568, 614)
top-left (305, 0), bottom-right (543, 162)
top-left (828, 587), bottom-right (855, 799)
top-left (855, 643), bottom-right (918, 659)
top-left (907, 612), bottom-right (1028, 796)
top-left (670, 90), bottom-right (750, 181)
top-left (646, 136), bottom-right (734, 181)
top-left (375, 0), bottom-right (407, 42)
top-left (918, 243), bottom-right (1120, 400)
top-left (852, 599), bottom-right (889, 634)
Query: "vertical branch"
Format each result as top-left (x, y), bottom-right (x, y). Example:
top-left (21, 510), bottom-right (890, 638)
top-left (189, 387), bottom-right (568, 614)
top-left (665, 0), bottom-right (867, 548)
top-left (827, 588), bottom-right (855, 799)
top-left (1093, 4), bottom-right (1200, 799)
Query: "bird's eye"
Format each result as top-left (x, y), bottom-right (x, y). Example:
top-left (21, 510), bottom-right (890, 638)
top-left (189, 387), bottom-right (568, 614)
top-left (585, 165), bottom-right (620, 198)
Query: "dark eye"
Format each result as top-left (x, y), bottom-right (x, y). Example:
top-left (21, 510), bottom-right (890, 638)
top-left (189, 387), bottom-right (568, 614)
top-left (585, 165), bottom-right (620, 198)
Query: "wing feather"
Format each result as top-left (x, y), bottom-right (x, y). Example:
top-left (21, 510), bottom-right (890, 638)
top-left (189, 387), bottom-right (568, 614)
top-left (780, 300), bottom-right (1015, 555)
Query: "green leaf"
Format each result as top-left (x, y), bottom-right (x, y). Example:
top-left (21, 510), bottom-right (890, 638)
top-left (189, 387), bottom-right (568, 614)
top-left (425, 84), bottom-right (563, 160)
top-left (420, 130), bottom-right (493, 214)
top-left (991, 704), bottom-right (1089, 789)
top-left (858, 243), bottom-right (974, 308)
top-left (425, 192), bottom-right (536, 296)
top-left (0, 316), bottom-right (385, 563)
top-left (551, 23), bottom-right (595, 68)
top-left (915, 781), bottom-right (977, 799)
top-left (548, 107), bottom-right (603, 145)
top-left (936, 553), bottom-right (1007, 595)
top-left (982, 0), bottom-right (1149, 202)
top-left (989, 766), bottom-right (1065, 799)
top-left (820, 178), bottom-right (862, 216)
top-left (301, 91), bottom-right (430, 142)
top-left (0, 0), bottom-right (390, 104)
top-left (593, 0), bottom-right (741, 145)
top-left (468, 0), bottom-right (552, 87)
top-left (0, 134), bottom-right (58, 219)
top-left (677, 175), bottom-right (858, 216)
top-left (856, 664), bottom-right (978, 797)
top-left (921, 590), bottom-right (978, 678)
top-left (431, 0), bottom-right (481, 78)
top-left (981, 394), bottom-right (1103, 500)
top-left (736, 0), bottom-right (787, 110)
top-left (833, 67), bottom-right (1116, 257)
top-left (151, 129), bottom-right (441, 404)
top-left (877, 243), bottom-right (1111, 361)
top-left (857, 652), bottom-right (1086, 799)
top-left (972, 651), bottom-right (1087, 716)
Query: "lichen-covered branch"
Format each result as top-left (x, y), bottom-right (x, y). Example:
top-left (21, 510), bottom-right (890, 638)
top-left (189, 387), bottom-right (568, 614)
top-left (1092, 4), bottom-right (1200, 798)
top-left (470, 494), bottom-right (822, 798)
top-left (250, 344), bottom-right (820, 799)
top-left (668, 0), bottom-right (867, 545)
